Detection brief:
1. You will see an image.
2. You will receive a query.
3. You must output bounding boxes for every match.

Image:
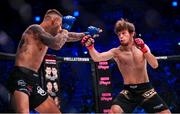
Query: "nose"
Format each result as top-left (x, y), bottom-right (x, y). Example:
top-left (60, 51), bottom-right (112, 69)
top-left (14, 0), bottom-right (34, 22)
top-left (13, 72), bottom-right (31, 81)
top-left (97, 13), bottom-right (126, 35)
top-left (119, 35), bottom-right (123, 40)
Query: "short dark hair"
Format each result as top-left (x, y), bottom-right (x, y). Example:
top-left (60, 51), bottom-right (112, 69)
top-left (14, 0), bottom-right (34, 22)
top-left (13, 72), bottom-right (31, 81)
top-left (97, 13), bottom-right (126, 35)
top-left (114, 18), bottom-right (135, 35)
top-left (45, 9), bottom-right (63, 18)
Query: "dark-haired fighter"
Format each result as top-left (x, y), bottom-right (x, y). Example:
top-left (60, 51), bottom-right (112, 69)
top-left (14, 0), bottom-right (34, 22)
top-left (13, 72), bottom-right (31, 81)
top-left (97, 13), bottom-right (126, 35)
top-left (7, 9), bottom-right (85, 113)
top-left (81, 19), bottom-right (171, 113)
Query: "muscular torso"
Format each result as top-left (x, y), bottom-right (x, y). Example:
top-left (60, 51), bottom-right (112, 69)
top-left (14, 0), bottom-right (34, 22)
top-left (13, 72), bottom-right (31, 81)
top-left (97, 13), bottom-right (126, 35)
top-left (113, 45), bottom-right (149, 84)
top-left (15, 25), bottom-right (48, 72)
top-left (15, 24), bottom-right (84, 72)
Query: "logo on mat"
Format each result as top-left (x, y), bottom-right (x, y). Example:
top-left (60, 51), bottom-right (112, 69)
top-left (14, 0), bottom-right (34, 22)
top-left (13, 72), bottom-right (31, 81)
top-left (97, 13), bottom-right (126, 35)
top-left (37, 86), bottom-right (47, 96)
top-left (17, 80), bottom-right (26, 86)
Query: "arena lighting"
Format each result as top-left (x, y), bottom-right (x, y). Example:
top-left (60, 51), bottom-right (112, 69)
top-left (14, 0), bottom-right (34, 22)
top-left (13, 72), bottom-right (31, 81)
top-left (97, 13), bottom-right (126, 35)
top-left (172, 1), bottom-right (178, 7)
top-left (73, 10), bottom-right (79, 17)
top-left (138, 34), bottom-right (142, 37)
top-left (34, 16), bottom-right (41, 22)
top-left (178, 42), bottom-right (180, 46)
top-left (83, 51), bottom-right (88, 54)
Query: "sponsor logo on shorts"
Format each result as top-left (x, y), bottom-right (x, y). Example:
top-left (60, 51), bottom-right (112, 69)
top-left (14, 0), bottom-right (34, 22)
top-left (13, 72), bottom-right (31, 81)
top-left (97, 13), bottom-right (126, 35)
top-left (142, 88), bottom-right (157, 98)
top-left (17, 80), bottom-right (26, 86)
top-left (120, 90), bottom-right (130, 100)
top-left (153, 104), bottom-right (164, 109)
top-left (27, 85), bottom-right (33, 92)
top-left (130, 85), bottom-right (137, 89)
top-left (33, 73), bottom-right (39, 77)
top-left (37, 86), bottom-right (47, 96)
top-left (120, 90), bottom-right (128, 95)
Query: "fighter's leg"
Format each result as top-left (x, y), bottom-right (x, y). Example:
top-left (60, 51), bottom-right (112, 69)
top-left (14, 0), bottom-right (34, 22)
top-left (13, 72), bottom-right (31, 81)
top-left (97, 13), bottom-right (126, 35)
top-left (29, 84), bottom-right (60, 113)
top-left (11, 90), bottom-right (29, 113)
top-left (110, 104), bottom-right (124, 113)
top-left (110, 90), bottom-right (137, 113)
top-left (35, 96), bottom-right (61, 113)
top-left (141, 88), bottom-right (171, 113)
top-left (157, 109), bottom-right (171, 114)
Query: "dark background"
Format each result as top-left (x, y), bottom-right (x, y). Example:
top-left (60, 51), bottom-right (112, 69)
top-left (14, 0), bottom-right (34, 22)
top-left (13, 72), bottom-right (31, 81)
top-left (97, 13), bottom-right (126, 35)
top-left (0, 0), bottom-right (179, 113)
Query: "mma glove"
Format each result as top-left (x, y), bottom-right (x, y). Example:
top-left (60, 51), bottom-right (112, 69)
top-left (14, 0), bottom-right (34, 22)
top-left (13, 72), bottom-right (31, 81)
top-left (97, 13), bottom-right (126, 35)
top-left (81, 35), bottom-right (95, 50)
top-left (62, 15), bottom-right (76, 31)
top-left (134, 38), bottom-right (148, 53)
top-left (84, 26), bottom-right (102, 38)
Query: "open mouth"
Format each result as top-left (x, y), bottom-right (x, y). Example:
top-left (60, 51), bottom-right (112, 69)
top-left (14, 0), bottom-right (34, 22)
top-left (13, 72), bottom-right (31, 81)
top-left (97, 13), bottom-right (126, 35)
top-left (120, 39), bottom-right (124, 42)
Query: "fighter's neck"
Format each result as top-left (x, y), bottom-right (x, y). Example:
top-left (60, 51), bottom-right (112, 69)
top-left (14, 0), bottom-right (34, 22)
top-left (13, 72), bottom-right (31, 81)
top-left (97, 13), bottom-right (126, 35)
top-left (121, 41), bottom-right (134, 51)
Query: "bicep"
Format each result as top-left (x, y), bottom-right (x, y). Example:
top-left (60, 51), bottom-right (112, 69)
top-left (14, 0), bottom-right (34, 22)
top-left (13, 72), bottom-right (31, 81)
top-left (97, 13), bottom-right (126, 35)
top-left (30, 25), bottom-right (54, 43)
top-left (100, 51), bottom-right (113, 57)
top-left (144, 45), bottom-right (158, 68)
top-left (30, 25), bottom-right (57, 46)
top-left (91, 48), bottom-right (114, 61)
top-left (39, 33), bottom-right (56, 46)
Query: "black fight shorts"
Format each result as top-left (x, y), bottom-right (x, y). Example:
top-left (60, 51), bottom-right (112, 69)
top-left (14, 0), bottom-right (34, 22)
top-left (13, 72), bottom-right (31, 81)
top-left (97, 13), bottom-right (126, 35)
top-left (7, 66), bottom-right (48, 109)
top-left (112, 82), bottom-right (169, 113)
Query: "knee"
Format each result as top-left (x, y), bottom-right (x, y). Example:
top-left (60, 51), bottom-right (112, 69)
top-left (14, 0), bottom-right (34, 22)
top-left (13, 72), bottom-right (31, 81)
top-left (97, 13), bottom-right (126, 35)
top-left (110, 105), bottom-right (123, 113)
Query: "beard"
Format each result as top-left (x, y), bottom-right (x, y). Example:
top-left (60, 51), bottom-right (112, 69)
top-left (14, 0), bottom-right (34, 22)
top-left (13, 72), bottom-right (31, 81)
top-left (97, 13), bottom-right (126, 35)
top-left (49, 26), bottom-right (59, 36)
top-left (121, 43), bottom-right (128, 46)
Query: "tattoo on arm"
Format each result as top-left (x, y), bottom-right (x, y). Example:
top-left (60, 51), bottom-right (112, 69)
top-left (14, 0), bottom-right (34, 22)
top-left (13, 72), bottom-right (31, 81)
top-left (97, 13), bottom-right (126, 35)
top-left (30, 25), bottom-right (65, 50)
top-left (66, 32), bottom-right (85, 42)
top-left (53, 33), bottom-right (67, 49)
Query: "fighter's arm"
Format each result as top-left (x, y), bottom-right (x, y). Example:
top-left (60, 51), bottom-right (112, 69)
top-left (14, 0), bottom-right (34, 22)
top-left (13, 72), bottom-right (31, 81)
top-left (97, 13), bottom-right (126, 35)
top-left (66, 31), bottom-right (85, 42)
top-left (81, 35), bottom-right (114, 62)
top-left (143, 45), bottom-right (159, 69)
top-left (30, 25), bottom-right (66, 50)
top-left (88, 47), bottom-right (115, 62)
top-left (134, 38), bottom-right (158, 69)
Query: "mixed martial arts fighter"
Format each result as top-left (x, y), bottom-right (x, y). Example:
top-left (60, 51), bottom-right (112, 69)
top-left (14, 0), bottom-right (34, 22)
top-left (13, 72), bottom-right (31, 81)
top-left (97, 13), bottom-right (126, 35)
top-left (81, 18), bottom-right (171, 113)
top-left (7, 9), bottom-right (86, 113)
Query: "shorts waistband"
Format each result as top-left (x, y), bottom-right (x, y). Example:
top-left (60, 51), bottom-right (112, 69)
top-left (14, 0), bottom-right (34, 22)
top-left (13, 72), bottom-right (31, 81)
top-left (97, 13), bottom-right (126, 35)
top-left (123, 82), bottom-right (152, 90)
top-left (13, 66), bottom-right (39, 77)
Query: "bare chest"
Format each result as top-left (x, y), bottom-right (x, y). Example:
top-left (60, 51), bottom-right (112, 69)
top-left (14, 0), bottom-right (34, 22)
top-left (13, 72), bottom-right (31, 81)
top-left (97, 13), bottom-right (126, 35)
top-left (114, 48), bottom-right (145, 68)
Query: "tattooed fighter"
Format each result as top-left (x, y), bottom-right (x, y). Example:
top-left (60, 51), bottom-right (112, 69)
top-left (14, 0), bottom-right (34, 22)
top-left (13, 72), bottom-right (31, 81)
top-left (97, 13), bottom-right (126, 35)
top-left (7, 9), bottom-right (85, 113)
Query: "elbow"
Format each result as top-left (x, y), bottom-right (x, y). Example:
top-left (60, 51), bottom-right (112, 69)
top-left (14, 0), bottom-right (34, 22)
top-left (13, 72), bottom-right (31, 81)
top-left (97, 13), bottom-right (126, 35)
top-left (53, 46), bottom-right (60, 50)
top-left (91, 56), bottom-right (101, 62)
top-left (152, 62), bottom-right (159, 69)
top-left (152, 64), bottom-right (158, 69)
top-left (92, 57), bottom-right (100, 62)
top-left (53, 44), bottom-right (62, 50)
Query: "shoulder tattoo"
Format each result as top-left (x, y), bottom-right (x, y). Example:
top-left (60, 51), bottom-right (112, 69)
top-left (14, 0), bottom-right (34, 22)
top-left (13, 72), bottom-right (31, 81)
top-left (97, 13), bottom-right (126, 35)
top-left (29, 25), bottom-right (44, 34)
